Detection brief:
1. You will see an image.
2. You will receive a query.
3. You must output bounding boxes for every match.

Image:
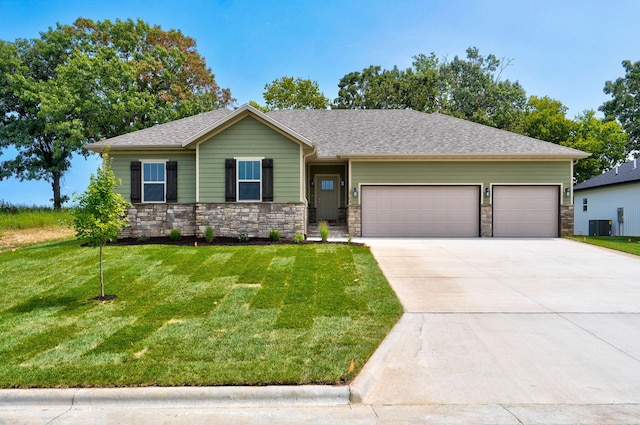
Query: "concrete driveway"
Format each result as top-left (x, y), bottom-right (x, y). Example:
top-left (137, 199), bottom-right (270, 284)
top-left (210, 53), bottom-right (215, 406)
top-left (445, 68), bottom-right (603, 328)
top-left (352, 238), bottom-right (640, 417)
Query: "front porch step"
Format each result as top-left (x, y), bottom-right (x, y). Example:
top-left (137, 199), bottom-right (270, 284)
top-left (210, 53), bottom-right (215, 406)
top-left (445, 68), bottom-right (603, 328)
top-left (307, 223), bottom-right (350, 238)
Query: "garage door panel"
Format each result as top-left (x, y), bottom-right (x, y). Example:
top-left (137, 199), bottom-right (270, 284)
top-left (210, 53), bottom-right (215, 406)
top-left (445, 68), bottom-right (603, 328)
top-left (493, 186), bottom-right (559, 237)
top-left (362, 186), bottom-right (479, 237)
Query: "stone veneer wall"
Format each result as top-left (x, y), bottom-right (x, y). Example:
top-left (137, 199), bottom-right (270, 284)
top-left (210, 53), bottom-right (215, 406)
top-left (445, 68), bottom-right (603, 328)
top-left (120, 202), bottom-right (305, 239)
top-left (196, 203), bottom-right (305, 238)
top-left (480, 205), bottom-right (492, 237)
top-left (560, 204), bottom-right (574, 237)
top-left (347, 204), bottom-right (361, 237)
top-left (120, 203), bottom-right (196, 238)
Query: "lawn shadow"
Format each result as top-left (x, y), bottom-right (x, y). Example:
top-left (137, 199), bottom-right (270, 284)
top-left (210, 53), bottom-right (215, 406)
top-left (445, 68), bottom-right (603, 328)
top-left (8, 295), bottom-right (86, 314)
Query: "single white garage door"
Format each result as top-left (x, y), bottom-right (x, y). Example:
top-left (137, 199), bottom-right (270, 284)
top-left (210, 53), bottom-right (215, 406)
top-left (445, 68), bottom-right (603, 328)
top-left (361, 186), bottom-right (480, 237)
top-left (492, 186), bottom-right (559, 237)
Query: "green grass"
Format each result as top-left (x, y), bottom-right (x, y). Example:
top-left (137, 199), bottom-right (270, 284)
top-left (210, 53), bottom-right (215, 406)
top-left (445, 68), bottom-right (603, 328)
top-left (567, 235), bottom-right (640, 256)
top-left (0, 205), bottom-right (72, 231)
top-left (0, 241), bottom-right (402, 388)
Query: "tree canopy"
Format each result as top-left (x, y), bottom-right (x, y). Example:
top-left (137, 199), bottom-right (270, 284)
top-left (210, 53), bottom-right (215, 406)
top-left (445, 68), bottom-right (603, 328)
top-left (600, 59), bottom-right (640, 156)
top-left (0, 18), bottom-right (234, 209)
top-left (260, 76), bottom-right (330, 110)
top-left (333, 47), bottom-right (526, 131)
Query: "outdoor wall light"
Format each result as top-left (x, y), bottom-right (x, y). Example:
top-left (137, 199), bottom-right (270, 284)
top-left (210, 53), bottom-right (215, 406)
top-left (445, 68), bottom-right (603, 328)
top-left (310, 179), bottom-right (314, 187)
top-left (352, 187), bottom-right (358, 198)
top-left (564, 187), bottom-right (571, 198)
top-left (341, 179), bottom-right (345, 187)
top-left (484, 187), bottom-right (491, 197)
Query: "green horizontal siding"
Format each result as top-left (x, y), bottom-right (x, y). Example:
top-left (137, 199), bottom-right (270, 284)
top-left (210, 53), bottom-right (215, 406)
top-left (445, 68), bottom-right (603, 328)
top-left (110, 153), bottom-right (196, 203)
top-left (199, 116), bottom-right (301, 202)
top-left (351, 160), bottom-right (573, 205)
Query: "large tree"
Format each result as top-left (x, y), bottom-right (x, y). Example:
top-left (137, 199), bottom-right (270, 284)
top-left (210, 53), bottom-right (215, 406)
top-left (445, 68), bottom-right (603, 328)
top-left (521, 96), bottom-right (574, 144)
top-left (334, 58), bottom-right (439, 111)
top-left (437, 47), bottom-right (527, 131)
top-left (600, 59), bottom-right (640, 155)
top-left (333, 48), bottom-right (526, 131)
top-left (0, 18), bottom-right (234, 209)
top-left (562, 110), bottom-right (628, 183)
top-left (261, 76), bottom-right (329, 110)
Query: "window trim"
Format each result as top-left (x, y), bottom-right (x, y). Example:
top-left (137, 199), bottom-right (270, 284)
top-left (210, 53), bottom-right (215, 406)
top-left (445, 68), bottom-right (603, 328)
top-left (141, 160), bottom-right (168, 203)
top-left (235, 157), bottom-right (263, 202)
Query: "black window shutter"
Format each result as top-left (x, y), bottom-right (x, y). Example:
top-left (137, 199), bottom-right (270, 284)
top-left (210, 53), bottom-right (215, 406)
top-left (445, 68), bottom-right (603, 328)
top-left (262, 158), bottom-right (273, 202)
top-left (225, 159), bottom-right (236, 202)
top-left (130, 161), bottom-right (141, 203)
top-left (166, 161), bottom-right (178, 203)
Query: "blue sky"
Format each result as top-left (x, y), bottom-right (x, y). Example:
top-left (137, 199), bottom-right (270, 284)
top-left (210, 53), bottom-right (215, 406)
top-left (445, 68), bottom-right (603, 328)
top-left (1, 0), bottom-right (638, 206)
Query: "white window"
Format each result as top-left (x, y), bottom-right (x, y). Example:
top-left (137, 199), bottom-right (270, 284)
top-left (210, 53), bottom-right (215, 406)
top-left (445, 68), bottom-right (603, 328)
top-left (237, 159), bottom-right (261, 201)
top-left (143, 162), bottom-right (166, 202)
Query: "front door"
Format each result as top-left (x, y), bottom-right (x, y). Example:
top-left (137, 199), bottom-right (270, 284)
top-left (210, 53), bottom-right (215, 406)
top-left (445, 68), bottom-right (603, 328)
top-left (316, 175), bottom-right (339, 221)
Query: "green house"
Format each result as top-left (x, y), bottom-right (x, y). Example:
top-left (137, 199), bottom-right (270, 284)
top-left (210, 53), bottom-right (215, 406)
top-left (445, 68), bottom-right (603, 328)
top-left (86, 104), bottom-right (589, 238)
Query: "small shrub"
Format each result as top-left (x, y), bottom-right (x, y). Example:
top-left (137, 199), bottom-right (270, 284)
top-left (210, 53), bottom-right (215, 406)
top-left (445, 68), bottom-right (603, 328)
top-left (268, 229), bottom-right (281, 242)
top-left (137, 234), bottom-right (150, 242)
top-left (294, 233), bottom-right (305, 243)
top-left (204, 226), bottom-right (214, 243)
top-left (347, 236), bottom-right (353, 245)
top-left (318, 221), bottom-right (330, 242)
top-left (238, 233), bottom-right (249, 243)
top-left (169, 229), bottom-right (182, 241)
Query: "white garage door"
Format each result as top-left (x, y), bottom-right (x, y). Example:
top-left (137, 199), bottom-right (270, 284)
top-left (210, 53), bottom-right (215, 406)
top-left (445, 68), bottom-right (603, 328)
top-left (492, 186), bottom-right (559, 237)
top-left (361, 186), bottom-right (480, 237)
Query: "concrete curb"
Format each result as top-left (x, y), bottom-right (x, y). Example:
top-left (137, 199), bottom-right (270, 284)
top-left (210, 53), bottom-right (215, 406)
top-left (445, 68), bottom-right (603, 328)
top-left (349, 314), bottom-right (407, 403)
top-left (0, 385), bottom-right (351, 408)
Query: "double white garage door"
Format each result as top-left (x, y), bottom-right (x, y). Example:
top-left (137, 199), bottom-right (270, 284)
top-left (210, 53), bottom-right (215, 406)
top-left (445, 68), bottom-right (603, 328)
top-left (361, 185), bottom-right (559, 237)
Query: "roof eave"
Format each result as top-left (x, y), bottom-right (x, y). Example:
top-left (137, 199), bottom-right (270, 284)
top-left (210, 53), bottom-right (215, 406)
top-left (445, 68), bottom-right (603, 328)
top-left (336, 152), bottom-right (591, 160)
top-left (84, 144), bottom-right (188, 152)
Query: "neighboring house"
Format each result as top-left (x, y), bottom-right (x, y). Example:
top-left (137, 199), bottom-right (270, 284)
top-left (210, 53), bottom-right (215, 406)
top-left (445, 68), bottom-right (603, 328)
top-left (574, 159), bottom-right (640, 236)
top-left (85, 104), bottom-right (588, 239)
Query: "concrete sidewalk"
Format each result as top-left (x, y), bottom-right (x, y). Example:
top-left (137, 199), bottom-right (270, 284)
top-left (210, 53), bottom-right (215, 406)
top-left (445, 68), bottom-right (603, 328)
top-left (3, 238), bottom-right (640, 424)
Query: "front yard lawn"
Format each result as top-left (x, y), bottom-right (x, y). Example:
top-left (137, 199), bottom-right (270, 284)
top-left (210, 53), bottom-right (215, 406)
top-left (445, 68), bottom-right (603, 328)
top-left (567, 235), bottom-right (640, 256)
top-left (0, 241), bottom-right (402, 388)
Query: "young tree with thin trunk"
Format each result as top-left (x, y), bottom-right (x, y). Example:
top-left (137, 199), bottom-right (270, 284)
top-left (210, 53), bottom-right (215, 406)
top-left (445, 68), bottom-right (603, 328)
top-left (72, 155), bottom-right (130, 300)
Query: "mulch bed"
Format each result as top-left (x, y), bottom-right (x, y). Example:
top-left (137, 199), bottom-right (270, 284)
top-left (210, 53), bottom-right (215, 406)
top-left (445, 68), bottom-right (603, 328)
top-left (108, 236), bottom-right (362, 247)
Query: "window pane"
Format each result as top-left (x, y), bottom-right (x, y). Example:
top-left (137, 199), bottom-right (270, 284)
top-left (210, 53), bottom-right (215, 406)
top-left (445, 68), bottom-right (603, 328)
top-left (144, 163), bottom-right (151, 181)
top-left (238, 182), bottom-right (260, 200)
top-left (144, 163), bottom-right (165, 182)
top-left (238, 160), bottom-right (260, 180)
top-left (321, 179), bottom-right (334, 190)
top-left (157, 164), bottom-right (164, 181)
top-left (144, 183), bottom-right (165, 202)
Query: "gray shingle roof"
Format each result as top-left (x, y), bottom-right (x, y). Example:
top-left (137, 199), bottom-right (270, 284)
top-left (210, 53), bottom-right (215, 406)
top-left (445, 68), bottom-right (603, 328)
top-left (86, 106), bottom-right (589, 159)
top-left (86, 109), bottom-right (233, 150)
top-left (574, 159), bottom-right (640, 191)
top-left (267, 109), bottom-right (588, 158)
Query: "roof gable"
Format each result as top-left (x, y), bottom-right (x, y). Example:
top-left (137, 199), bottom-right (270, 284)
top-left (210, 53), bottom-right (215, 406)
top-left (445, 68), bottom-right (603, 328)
top-left (574, 159), bottom-right (640, 191)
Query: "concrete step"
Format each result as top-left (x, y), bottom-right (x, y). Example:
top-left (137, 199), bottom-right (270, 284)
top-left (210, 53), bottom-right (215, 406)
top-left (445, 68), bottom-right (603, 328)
top-left (307, 224), bottom-right (350, 238)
